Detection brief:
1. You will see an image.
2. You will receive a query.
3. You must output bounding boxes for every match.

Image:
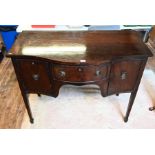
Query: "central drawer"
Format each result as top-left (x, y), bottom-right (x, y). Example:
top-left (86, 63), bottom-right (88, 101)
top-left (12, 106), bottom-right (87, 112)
top-left (53, 64), bottom-right (109, 82)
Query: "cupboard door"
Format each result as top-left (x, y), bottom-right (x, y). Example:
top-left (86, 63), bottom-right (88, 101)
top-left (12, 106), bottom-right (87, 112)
top-left (16, 59), bottom-right (52, 94)
top-left (108, 60), bottom-right (142, 95)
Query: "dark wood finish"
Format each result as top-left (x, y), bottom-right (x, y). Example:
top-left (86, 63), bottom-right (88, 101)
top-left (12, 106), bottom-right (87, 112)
top-left (15, 59), bottom-right (52, 95)
top-left (149, 107), bottom-right (155, 111)
top-left (11, 59), bottom-right (34, 123)
top-left (53, 64), bottom-right (109, 82)
top-left (108, 60), bottom-right (143, 95)
top-left (38, 94), bottom-right (41, 97)
top-left (124, 60), bottom-right (147, 122)
top-left (8, 30), bottom-right (152, 64)
top-left (6, 30), bottom-right (153, 123)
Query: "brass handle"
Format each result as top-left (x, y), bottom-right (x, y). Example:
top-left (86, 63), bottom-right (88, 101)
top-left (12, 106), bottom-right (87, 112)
top-left (32, 74), bottom-right (39, 80)
top-left (96, 70), bottom-right (101, 76)
top-left (120, 72), bottom-right (127, 80)
top-left (59, 71), bottom-right (66, 77)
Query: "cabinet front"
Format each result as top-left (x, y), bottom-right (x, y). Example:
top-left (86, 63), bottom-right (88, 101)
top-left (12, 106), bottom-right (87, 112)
top-left (16, 59), bottom-right (52, 94)
top-left (108, 60), bottom-right (143, 95)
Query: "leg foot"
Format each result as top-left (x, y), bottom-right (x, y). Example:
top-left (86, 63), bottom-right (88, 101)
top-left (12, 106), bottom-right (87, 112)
top-left (149, 107), bottom-right (155, 111)
top-left (116, 93), bottom-right (119, 96)
top-left (124, 117), bottom-right (128, 122)
top-left (124, 60), bottom-right (146, 123)
top-left (30, 118), bottom-right (34, 124)
top-left (124, 90), bottom-right (138, 123)
top-left (22, 93), bottom-right (34, 124)
top-left (38, 93), bottom-right (41, 97)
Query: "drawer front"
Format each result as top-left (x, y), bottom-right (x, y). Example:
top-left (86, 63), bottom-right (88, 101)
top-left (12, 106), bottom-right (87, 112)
top-left (53, 64), bottom-right (109, 82)
top-left (108, 60), bottom-right (142, 95)
top-left (16, 59), bottom-right (52, 93)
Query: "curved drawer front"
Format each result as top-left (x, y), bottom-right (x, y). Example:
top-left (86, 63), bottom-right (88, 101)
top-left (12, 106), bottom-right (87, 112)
top-left (53, 64), bottom-right (109, 82)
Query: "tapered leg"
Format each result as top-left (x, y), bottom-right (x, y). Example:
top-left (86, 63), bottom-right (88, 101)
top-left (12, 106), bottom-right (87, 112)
top-left (37, 93), bottom-right (41, 97)
top-left (11, 59), bottom-right (34, 123)
top-left (124, 89), bottom-right (138, 122)
top-left (124, 60), bottom-right (148, 123)
top-left (21, 92), bottom-right (34, 123)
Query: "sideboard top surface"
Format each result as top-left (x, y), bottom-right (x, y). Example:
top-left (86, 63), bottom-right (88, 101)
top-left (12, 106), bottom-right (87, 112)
top-left (7, 30), bottom-right (153, 64)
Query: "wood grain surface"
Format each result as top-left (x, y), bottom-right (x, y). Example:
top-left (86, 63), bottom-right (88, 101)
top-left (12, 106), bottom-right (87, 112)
top-left (6, 30), bottom-right (153, 123)
top-left (0, 30), bottom-right (154, 127)
top-left (7, 30), bottom-right (152, 65)
top-left (0, 58), bottom-right (25, 128)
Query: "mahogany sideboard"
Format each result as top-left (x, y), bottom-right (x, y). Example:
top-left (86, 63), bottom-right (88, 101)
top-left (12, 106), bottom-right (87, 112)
top-left (6, 30), bottom-right (153, 123)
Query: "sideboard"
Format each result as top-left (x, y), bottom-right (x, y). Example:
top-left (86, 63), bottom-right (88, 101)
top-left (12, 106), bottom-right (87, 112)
top-left (6, 30), bottom-right (153, 123)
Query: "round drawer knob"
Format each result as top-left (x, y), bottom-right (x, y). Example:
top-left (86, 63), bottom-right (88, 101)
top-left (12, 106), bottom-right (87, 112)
top-left (78, 68), bottom-right (83, 72)
top-left (32, 74), bottom-right (39, 80)
top-left (120, 71), bottom-right (127, 80)
top-left (59, 71), bottom-right (66, 77)
top-left (96, 70), bottom-right (101, 76)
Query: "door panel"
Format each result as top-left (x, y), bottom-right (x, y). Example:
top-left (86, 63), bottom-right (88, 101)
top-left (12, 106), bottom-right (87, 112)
top-left (16, 59), bottom-right (52, 94)
top-left (108, 60), bottom-right (142, 95)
